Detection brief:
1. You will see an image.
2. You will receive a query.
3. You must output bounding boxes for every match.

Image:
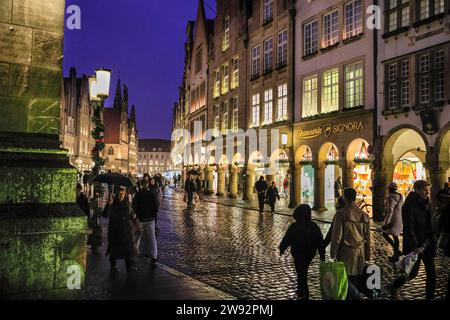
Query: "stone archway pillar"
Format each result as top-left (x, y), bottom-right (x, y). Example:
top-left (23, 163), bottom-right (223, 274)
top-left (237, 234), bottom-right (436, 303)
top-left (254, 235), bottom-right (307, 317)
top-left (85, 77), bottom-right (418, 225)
top-left (216, 165), bottom-right (226, 197)
top-left (313, 161), bottom-right (327, 212)
top-left (229, 166), bottom-right (239, 199)
top-left (294, 164), bottom-right (302, 206)
top-left (205, 165), bottom-right (215, 195)
top-left (428, 166), bottom-right (448, 209)
top-left (342, 160), bottom-right (355, 189)
top-left (244, 165), bottom-right (255, 201)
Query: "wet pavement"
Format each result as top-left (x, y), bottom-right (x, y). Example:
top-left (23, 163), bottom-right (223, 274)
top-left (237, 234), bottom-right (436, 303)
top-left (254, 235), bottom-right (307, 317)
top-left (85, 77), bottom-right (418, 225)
top-left (155, 188), bottom-right (449, 300)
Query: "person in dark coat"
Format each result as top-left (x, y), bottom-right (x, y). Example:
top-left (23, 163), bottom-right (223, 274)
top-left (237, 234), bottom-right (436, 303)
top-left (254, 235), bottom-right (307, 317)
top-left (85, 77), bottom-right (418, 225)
top-left (334, 176), bottom-right (342, 200)
top-left (436, 194), bottom-right (450, 299)
top-left (133, 179), bottom-right (159, 266)
top-left (105, 187), bottom-right (138, 273)
top-left (76, 183), bottom-right (90, 217)
top-left (265, 181), bottom-right (280, 213)
top-left (255, 176), bottom-right (268, 213)
top-left (390, 180), bottom-right (436, 300)
top-left (280, 204), bottom-right (325, 300)
top-left (184, 174), bottom-right (197, 206)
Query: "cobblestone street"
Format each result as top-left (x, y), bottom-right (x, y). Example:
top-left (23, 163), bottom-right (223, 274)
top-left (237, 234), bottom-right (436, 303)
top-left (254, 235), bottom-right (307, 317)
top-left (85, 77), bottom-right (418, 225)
top-left (156, 189), bottom-right (450, 300)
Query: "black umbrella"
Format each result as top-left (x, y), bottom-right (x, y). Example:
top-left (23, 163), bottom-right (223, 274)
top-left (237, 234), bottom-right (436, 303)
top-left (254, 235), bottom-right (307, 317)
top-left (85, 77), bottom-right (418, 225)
top-left (92, 173), bottom-right (136, 187)
top-left (187, 169), bottom-right (199, 176)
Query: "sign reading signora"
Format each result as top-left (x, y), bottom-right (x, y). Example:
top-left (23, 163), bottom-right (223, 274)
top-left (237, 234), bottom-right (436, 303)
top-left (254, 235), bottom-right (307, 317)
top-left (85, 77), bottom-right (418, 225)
top-left (299, 121), bottom-right (364, 139)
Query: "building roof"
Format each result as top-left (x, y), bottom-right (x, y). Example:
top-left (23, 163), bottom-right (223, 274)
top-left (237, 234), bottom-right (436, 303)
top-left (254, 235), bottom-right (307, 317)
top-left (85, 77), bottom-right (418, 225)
top-left (138, 139), bottom-right (171, 153)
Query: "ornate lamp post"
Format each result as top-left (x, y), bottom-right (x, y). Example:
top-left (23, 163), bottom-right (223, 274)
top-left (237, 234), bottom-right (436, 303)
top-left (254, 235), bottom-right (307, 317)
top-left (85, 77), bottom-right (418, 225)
top-left (89, 68), bottom-right (111, 177)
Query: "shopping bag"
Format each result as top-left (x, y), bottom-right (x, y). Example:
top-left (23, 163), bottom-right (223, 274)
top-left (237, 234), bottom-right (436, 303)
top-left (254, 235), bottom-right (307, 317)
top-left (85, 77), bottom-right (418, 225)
top-left (319, 261), bottom-right (348, 300)
top-left (395, 252), bottom-right (419, 276)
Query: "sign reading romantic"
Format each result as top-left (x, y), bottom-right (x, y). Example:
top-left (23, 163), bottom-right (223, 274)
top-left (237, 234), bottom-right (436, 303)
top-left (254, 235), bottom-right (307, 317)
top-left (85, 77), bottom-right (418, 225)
top-left (299, 121), bottom-right (365, 139)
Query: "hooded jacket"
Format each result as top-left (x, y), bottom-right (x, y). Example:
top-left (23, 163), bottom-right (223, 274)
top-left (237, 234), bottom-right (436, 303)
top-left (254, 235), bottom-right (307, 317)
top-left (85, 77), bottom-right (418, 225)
top-left (132, 186), bottom-right (160, 222)
top-left (279, 209), bottom-right (325, 261)
top-left (402, 191), bottom-right (435, 256)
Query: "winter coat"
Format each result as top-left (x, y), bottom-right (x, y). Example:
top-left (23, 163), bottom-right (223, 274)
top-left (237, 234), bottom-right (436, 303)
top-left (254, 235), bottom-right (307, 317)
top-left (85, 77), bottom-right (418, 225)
top-left (330, 202), bottom-right (371, 276)
top-left (105, 200), bottom-right (137, 260)
top-left (132, 187), bottom-right (159, 223)
top-left (334, 180), bottom-right (342, 198)
top-left (266, 186), bottom-right (280, 205)
top-left (255, 180), bottom-right (268, 194)
top-left (439, 200), bottom-right (450, 257)
top-left (280, 211), bottom-right (325, 262)
top-left (383, 192), bottom-right (403, 236)
top-left (402, 192), bottom-right (436, 257)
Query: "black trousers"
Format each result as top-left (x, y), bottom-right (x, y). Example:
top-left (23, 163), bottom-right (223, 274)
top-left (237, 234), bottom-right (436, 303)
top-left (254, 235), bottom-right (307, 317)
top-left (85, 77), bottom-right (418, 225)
top-left (382, 233), bottom-right (401, 256)
top-left (293, 256), bottom-right (314, 299)
top-left (257, 193), bottom-right (265, 212)
top-left (187, 192), bottom-right (194, 205)
top-left (392, 253), bottom-right (436, 300)
top-left (446, 271), bottom-right (450, 300)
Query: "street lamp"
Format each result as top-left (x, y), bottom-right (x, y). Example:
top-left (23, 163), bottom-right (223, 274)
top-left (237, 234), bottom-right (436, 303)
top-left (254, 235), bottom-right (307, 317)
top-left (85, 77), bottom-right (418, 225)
top-left (281, 133), bottom-right (297, 209)
top-left (89, 68), bottom-right (111, 177)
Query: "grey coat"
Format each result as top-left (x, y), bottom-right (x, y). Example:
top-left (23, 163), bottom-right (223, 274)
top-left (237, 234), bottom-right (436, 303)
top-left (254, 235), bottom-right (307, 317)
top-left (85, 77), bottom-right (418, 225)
top-left (383, 192), bottom-right (403, 236)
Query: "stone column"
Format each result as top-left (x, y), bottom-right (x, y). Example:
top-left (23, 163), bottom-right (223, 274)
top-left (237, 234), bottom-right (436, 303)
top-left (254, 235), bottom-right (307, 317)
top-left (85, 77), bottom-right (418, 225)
top-left (205, 165), bottom-right (215, 195)
top-left (313, 162), bottom-right (327, 212)
top-left (244, 166), bottom-right (255, 201)
top-left (228, 166), bottom-right (239, 199)
top-left (216, 166), bottom-right (226, 197)
top-left (342, 160), bottom-right (355, 189)
top-left (0, 0), bottom-right (86, 297)
top-left (294, 164), bottom-right (302, 206)
top-left (198, 165), bottom-right (206, 193)
top-left (428, 168), bottom-right (447, 209)
top-left (372, 166), bottom-right (394, 222)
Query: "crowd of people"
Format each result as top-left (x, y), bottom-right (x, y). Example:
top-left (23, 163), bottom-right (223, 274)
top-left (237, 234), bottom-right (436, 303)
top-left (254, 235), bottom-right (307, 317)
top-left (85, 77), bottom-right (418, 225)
top-left (76, 172), bottom-right (170, 274)
top-left (279, 178), bottom-right (450, 300)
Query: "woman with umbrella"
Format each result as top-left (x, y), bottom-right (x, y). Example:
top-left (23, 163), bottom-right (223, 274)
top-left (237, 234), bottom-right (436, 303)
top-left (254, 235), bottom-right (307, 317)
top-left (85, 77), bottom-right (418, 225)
top-left (104, 186), bottom-right (138, 274)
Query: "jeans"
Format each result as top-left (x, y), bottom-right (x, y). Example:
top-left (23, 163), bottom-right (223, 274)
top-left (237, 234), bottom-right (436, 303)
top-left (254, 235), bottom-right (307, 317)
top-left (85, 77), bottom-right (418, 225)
top-left (392, 253), bottom-right (436, 300)
top-left (293, 256), bottom-right (314, 300)
top-left (137, 220), bottom-right (158, 260)
top-left (257, 193), bottom-right (265, 212)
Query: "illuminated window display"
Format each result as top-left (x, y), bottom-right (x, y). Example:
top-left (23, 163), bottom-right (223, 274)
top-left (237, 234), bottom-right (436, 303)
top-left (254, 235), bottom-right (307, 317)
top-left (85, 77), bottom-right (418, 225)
top-left (393, 152), bottom-right (426, 197)
top-left (353, 142), bottom-right (372, 198)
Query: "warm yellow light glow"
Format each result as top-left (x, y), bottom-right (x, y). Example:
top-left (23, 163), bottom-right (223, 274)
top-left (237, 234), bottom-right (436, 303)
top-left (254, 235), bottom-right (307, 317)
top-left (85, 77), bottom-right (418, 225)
top-left (89, 76), bottom-right (100, 102)
top-left (95, 68), bottom-right (112, 98)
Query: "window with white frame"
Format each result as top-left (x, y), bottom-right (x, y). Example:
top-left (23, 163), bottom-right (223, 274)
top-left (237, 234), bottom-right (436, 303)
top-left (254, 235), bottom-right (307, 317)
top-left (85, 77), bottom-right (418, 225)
top-left (385, 0), bottom-right (410, 33)
top-left (222, 101), bottom-right (229, 134)
top-left (251, 45), bottom-right (261, 77)
top-left (322, 68), bottom-right (339, 113)
top-left (418, 53), bottom-right (431, 104)
top-left (386, 62), bottom-right (398, 109)
top-left (222, 16), bottom-right (230, 52)
top-left (213, 69), bottom-right (220, 98)
top-left (264, 0), bottom-right (274, 23)
top-left (434, 50), bottom-right (445, 102)
top-left (435, 0), bottom-right (445, 14)
top-left (263, 38), bottom-right (273, 72)
top-left (419, 0), bottom-right (430, 20)
top-left (304, 20), bottom-right (318, 56)
top-left (214, 104), bottom-right (220, 136)
top-left (344, 0), bottom-right (363, 39)
top-left (252, 93), bottom-right (260, 127)
top-left (277, 29), bottom-right (288, 66)
top-left (400, 60), bottom-right (410, 107)
top-left (323, 10), bottom-right (339, 47)
top-left (222, 63), bottom-right (229, 94)
top-left (277, 84), bottom-right (288, 121)
top-left (263, 89), bottom-right (273, 125)
top-left (231, 57), bottom-right (239, 89)
top-left (345, 61), bottom-right (363, 109)
top-left (302, 76), bottom-right (318, 117)
top-left (232, 97), bottom-right (239, 132)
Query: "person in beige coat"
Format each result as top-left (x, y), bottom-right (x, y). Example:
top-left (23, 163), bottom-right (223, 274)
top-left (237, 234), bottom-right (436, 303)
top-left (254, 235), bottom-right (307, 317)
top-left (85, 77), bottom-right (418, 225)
top-left (382, 182), bottom-right (403, 262)
top-left (331, 188), bottom-right (371, 290)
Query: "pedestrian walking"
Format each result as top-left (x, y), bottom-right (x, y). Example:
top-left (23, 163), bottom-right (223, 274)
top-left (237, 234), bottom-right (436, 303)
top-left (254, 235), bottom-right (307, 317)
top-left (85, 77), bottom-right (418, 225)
top-left (184, 174), bottom-right (197, 206)
top-left (330, 188), bottom-right (371, 293)
top-left (104, 187), bottom-right (138, 274)
top-left (382, 182), bottom-right (404, 262)
top-left (389, 180), bottom-right (436, 300)
top-left (265, 181), bottom-right (280, 213)
top-left (435, 194), bottom-right (450, 299)
top-left (255, 176), bottom-right (268, 213)
top-left (280, 204), bottom-right (325, 300)
top-left (76, 183), bottom-right (90, 217)
top-left (282, 175), bottom-right (290, 198)
top-left (195, 176), bottom-right (202, 202)
top-left (132, 179), bottom-right (159, 267)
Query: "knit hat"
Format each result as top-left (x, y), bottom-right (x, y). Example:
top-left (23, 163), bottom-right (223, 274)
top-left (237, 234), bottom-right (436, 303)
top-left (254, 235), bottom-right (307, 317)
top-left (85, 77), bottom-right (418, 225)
top-left (293, 204), bottom-right (312, 222)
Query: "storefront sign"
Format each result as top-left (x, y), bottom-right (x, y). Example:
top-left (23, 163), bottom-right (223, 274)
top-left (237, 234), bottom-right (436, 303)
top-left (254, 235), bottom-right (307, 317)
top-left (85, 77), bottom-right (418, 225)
top-left (420, 110), bottom-right (439, 135)
top-left (299, 121), bottom-right (365, 139)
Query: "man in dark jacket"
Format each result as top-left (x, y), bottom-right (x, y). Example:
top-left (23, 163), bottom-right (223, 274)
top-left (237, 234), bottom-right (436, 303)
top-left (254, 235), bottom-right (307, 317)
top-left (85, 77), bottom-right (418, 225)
top-left (280, 204), bottom-right (325, 300)
top-left (132, 179), bottom-right (159, 266)
top-left (255, 176), bottom-right (268, 213)
top-left (265, 181), bottom-right (280, 213)
top-left (185, 174), bottom-right (197, 206)
top-left (76, 183), bottom-right (90, 217)
top-left (390, 180), bottom-right (436, 300)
